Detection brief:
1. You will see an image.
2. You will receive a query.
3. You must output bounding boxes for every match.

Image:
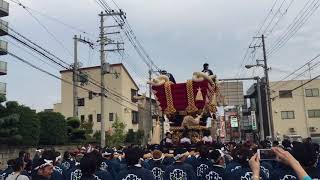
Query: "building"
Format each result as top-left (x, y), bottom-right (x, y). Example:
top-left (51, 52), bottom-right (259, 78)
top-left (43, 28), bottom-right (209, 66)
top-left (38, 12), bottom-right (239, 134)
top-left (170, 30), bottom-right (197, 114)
top-left (219, 81), bottom-right (244, 106)
top-left (136, 95), bottom-right (161, 144)
top-left (0, 0), bottom-right (9, 95)
top-left (245, 78), bottom-right (270, 141)
top-left (270, 79), bottom-right (320, 141)
top-left (217, 81), bottom-right (244, 141)
top-left (54, 63), bottom-right (140, 133)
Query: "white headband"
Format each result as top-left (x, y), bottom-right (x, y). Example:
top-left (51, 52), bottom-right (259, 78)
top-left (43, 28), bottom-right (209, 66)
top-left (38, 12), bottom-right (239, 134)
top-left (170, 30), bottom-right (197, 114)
top-left (34, 159), bottom-right (53, 170)
top-left (102, 152), bottom-right (112, 157)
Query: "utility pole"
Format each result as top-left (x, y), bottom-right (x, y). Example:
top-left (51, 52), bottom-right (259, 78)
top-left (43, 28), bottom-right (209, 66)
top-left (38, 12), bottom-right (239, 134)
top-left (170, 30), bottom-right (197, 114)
top-left (99, 12), bottom-right (106, 148)
top-left (73, 35), bottom-right (94, 118)
top-left (256, 77), bottom-right (264, 140)
top-left (149, 67), bottom-right (153, 134)
top-left (261, 34), bottom-right (274, 140)
top-left (73, 35), bottom-right (78, 118)
top-left (99, 10), bottom-right (125, 147)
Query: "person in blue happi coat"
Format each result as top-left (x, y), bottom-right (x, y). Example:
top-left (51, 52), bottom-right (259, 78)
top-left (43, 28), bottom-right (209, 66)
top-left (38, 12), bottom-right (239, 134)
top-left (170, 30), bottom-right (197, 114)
top-left (163, 147), bottom-right (197, 180)
top-left (201, 149), bottom-right (227, 180)
top-left (147, 150), bottom-right (167, 180)
top-left (117, 147), bottom-right (154, 180)
top-left (193, 146), bottom-right (213, 179)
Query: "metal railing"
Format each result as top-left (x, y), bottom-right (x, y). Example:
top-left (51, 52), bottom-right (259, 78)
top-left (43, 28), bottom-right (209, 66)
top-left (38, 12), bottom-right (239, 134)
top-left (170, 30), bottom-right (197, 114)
top-left (0, 19), bottom-right (8, 33)
top-left (0, 61), bottom-right (7, 73)
top-left (0, 40), bottom-right (7, 52)
top-left (0, 82), bottom-right (6, 94)
top-left (0, 0), bottom-right (8, 14)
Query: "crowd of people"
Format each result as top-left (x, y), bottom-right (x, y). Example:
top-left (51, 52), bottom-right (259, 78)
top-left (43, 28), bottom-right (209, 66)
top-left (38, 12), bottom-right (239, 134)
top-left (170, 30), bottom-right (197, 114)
top-left (0, 137), bottom-right (319, 180)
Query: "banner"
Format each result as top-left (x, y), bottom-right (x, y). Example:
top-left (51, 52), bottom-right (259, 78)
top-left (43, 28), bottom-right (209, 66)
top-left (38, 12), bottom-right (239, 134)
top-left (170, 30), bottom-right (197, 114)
top-left (230, 116), bottom-right (238, 128)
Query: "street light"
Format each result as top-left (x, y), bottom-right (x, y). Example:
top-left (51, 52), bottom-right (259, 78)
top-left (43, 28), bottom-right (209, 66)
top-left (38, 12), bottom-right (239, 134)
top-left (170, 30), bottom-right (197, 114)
top-left (245, 61), bottom-right (274, 140)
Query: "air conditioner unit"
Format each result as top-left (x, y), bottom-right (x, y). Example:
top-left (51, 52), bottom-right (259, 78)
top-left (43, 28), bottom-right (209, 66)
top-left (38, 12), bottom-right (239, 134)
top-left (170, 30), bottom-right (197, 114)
top-left (289, 128), bottom-right (296, 133)
top-left (309, 127), bottom-right (317, 132)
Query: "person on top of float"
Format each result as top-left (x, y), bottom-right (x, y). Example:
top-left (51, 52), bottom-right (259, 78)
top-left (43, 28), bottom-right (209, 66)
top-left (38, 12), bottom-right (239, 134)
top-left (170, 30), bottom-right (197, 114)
top-left (202, 63), bottom-right (213, 76)
top-left (160, 70), bottom-right (176, 84)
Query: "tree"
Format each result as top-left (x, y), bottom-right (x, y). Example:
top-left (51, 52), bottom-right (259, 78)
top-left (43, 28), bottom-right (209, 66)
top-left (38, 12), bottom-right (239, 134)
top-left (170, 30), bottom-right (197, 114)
top-left (0, 114), bottom-right (22, 144)
top-left (0, 100), bottom-right (40, 146)
top-left (17, 105), bottom-right (40, 146)
top-left (38, 112), bottom-right (67, 145)
top-left (66, 117), bottom-right (86, 142)
top-left (106, 118), bottom-right (126, 147)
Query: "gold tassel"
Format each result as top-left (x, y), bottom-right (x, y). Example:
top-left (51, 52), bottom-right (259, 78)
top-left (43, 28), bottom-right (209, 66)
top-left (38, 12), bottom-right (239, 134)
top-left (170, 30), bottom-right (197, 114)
top-left (196, 87), bottom-right (203, 101)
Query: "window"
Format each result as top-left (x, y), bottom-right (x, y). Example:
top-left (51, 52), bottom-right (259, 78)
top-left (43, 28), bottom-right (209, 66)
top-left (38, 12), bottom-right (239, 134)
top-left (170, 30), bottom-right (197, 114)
top-left (281, 111), bottom-right (295, 119)
top-left (97, 114), bottom-right (101, 122)
top-left (88, 114), bottom-right (93, 122)
top-left (308, 109), bottom-right (320, 118)
top-left (132, 111), bottom-right (139, 124)
top-left (279, 90), bottom-right (292, 98)
top-left (78, 98), bottom-right (85, 106)
top-left (131, 89), bottom-right (138, 103)
top-left (109, 113), bottom-right (114, 121)
top-left (305, 88), bottom-right (319, 97)
top-left (80, 115), bottom-right (85, 123)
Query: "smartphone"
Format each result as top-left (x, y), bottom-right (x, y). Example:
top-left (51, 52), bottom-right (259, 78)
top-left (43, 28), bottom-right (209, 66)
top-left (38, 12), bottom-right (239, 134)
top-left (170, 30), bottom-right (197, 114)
top-left (258, 149), bottom-right (276, 160)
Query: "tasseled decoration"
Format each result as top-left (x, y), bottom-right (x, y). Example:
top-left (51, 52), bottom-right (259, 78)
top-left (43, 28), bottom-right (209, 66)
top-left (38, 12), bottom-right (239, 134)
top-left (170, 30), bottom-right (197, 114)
top-left (196, 87), bottom-right (204, 101)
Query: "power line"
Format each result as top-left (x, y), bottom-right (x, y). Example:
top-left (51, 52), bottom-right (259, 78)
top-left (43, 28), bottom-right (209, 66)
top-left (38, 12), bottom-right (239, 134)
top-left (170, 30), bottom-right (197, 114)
top-left (7, 0), bottom-right (96, 37)
top-left (237, 0), bottom-right (282, 78)
top-left (267, 0), bottom-right (320, 57)
top-left (271, 53), bottom-right (320, 88)
top-left (9, 51), bottom-right (141, 112)
top-left (271, 72), bottom-right (320, 99)
top-left (11, 0), bottom-right (74, 58)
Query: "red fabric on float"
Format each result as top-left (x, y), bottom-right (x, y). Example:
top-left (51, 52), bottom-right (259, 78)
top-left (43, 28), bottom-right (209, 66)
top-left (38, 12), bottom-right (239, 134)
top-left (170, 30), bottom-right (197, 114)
top-left (152, 80), bottom-right (213, 113)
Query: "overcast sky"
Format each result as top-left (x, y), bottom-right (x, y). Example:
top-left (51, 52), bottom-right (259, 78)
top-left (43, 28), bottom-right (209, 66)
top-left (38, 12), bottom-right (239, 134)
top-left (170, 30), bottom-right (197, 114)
top-left (3, 0), bottom-right (320, 110)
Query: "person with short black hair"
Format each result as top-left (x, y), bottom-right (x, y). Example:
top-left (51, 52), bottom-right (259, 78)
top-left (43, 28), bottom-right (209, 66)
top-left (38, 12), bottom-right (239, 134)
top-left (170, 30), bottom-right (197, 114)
top-left (163, 148), bottom-right (196, 180)
top-left (61, 151), bottom-right (75, 171)
top-left (291, 142), bottom-right (320, 179)
top-left (193, 146), bottom-right (213, 179)
top-left (202, 63), bottom-right (213, 76)
top-left (201, 149), bottom-right (227, 180)
top-left (5, 158), bottom-right (29, 180)
top-left (79, 153), bottom-right (97, 180)
top-left (101, 148), bottom-right (120, 179)
top-left (160, 70), bottom-right (176, 84)
top-left (117, 147), bottom-right (154, 180)
top-left (160, 132), bottom-right (173, 148)
top-left (91, 150), bottom-right (113, 180)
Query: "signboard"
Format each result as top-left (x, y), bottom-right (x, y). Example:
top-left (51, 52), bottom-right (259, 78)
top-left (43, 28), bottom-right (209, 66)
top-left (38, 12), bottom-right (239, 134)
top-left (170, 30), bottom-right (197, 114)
top-left (251, 111), bottom-right (257, 130)
top-left (230, 116), bottom-right (239, 128)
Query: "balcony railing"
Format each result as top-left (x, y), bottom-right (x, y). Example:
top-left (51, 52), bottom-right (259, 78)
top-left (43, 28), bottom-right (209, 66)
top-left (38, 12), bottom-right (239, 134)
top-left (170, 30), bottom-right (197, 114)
top-left (0, 82), bottom-right (6, 94)
top-left (0, 40), bottom-right (7, 55)
top-left (0, 19), bottom-right (8, 36)
top-left (0, 0), bottom-right (8, 17)
top-left (0, 61), bottom-right (6, 75)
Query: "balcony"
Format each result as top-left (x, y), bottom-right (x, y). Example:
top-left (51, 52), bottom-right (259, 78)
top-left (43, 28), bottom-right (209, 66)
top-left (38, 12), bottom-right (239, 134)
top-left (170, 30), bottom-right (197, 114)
top-left (0, 0), bottom-right (8, 17)
top-left (0, 19), bottom-right (8, 36)
top-left (0, 82), bottom-right (6, 94)
top-left (0, 40), bottom-right (7, 55)
top-left (0, 61), bottom-right (6, 75)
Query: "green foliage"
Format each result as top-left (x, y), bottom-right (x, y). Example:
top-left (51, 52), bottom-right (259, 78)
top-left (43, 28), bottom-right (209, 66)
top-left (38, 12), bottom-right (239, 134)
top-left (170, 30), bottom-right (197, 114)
top-left (0, 114), bottom-right (22, 144)
top-left (70, 129), bottom-right (86, 142)
top-left (0, 101), bottom-right (40, 146)
top-left (17, 105), bottom-right (40, 146)
top-left (66, 117), bottom-right (89, 143)
top-left (125, 129), bottom-right (144, 145)
top-left (80, 121), bottom-right (93, 135)
top-left (38, 112), bottom-right (67, 145)
top-left (104, 118), bottom-right (126, 147)
top-left (66, 117), bottom-right (81, 129)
